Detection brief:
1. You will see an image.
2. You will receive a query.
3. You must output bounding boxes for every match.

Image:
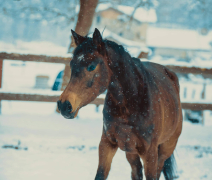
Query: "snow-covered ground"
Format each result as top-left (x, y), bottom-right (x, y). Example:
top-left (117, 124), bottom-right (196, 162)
top-left (0, 104), bottom-right (212, 180)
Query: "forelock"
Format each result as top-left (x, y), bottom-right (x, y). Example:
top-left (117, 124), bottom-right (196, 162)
top-left (73, 38), bottom-right (96, 57)
top-left (77, 54), bottom-right (84, 62)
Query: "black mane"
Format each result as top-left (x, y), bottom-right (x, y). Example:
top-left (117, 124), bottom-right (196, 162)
top-left (105, 40), bottom-right (132, 59)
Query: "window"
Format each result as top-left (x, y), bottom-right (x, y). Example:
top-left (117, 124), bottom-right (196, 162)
top-left (96, 15), bottom-right (101, 24)
top-left (184, 87), bottom-right (187, 99)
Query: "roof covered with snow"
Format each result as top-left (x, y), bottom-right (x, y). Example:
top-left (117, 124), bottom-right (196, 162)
top-left (115, 5), bottom-right (157, 23)
top-left (76, 3), bottom-right (157, 23)
top-left (147, 27), bottom-right (212, 50)
top-left (101, 29), bottom-right (145, 47)
top-left (95, 28), bottom-right (149, 57)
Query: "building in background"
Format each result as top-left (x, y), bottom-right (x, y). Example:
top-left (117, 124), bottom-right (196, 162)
top-left (91, 4), bottom-right (157, 43)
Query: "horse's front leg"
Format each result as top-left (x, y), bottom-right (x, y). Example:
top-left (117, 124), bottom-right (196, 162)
top-left (142, 145), bottom-right (158, 180)
top-left (95, 132), bottom-right (118, 180)
top-left (126, 152), bottom-right (143, 180)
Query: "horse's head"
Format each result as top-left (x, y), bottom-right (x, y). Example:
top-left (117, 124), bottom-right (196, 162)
top-left (58, 28), bottom-right (111, 119)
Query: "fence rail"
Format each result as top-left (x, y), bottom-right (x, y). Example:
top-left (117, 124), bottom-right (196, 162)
top-left (0, 52), bottom-right (71, 64)
top-left (1, 52), bottom-right (212, 75)
top-left (0, 91), bottom-right (211, 111)
top-left (0, 91), bottom-right (105, 106)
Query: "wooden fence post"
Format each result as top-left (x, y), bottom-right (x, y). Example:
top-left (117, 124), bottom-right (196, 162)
top-left (0, 59), bottom-right (2, 88)
top-left (201, 111), bottom-right (204, 125)
top-left (0, 59), bottom-right (3, 114)
top-left (201, 83), bottom-right (206, 125)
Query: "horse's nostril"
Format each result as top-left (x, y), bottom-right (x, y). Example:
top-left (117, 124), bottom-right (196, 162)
top-left (67, 103), bottom-right (72, 112)
top-left (57, 100), bottom-right (61, 111)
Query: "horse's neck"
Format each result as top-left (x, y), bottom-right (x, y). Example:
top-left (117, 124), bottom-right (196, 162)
top-left (106, 47), bottom-right (143, 108)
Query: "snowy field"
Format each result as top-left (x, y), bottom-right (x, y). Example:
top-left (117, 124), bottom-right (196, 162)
top-left (0, 103), bottom-right (212, 180)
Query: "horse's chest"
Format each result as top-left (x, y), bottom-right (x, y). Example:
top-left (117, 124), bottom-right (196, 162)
top-left (103, 121), bottom-right (142, 153)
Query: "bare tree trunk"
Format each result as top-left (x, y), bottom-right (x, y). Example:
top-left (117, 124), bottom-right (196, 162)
top-left (61, 0), bottom-right (98, 92)
top-left (68, 0), bottom-right (99, 53)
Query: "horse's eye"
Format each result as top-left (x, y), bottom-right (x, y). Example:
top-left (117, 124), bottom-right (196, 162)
top-left (87, 64), bottom-right (96, 72)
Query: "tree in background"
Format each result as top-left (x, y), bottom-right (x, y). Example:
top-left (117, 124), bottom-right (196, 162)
top-left (0, 0), bottom-right (78, 27)
top-left (0, 0), bottom-right (157, 44)
top-left (0, 0), bottom-right (156, 28)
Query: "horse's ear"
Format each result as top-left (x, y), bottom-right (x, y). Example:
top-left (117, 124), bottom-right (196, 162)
top-left (71, 29), bottom-right (86, 46)
top-left (93, 28), bottom-right (102, 46)
top-left (93, 28), bottom-right (106, 54)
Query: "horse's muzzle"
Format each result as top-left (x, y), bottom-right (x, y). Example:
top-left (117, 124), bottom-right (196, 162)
top-left (57, 100), bottom-right (77, 119)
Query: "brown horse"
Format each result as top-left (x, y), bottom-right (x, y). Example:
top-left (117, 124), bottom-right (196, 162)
top-left (58, 28), bottom-right (183, 180)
